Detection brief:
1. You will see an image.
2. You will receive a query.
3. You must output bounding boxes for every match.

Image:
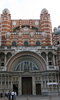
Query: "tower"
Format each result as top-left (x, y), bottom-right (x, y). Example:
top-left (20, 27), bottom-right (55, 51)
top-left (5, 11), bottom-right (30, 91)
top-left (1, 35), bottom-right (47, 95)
top-left (40, 8), bottom-right (52, 45)
top-left (53, 26), bottom-right (60, 45)
top-left (1, 8), bottom-right (11, 46)
top-left (0, 14), bottom-right (2, 46)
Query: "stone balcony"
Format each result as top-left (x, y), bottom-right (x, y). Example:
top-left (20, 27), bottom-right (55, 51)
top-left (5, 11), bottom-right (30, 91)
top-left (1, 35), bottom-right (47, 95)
top-left (0, 45), bottom-right (58, 51)
top-left (10, 46), bottom-right (57, 52)
top-left (47, 65), bottom-right (59, 70)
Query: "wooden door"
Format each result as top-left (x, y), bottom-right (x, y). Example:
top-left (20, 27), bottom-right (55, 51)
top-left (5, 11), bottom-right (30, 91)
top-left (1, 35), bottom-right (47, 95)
top-left (36, 84), bottom-right (41, 95)
top-left (22, 77), bottom-right (32, 95)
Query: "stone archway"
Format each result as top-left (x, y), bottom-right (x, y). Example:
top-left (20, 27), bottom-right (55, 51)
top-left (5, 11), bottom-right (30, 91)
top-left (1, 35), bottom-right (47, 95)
top-left (6, 51), bottom-right (47, 95)
top-left (6, 51), bottom-right (47, 72)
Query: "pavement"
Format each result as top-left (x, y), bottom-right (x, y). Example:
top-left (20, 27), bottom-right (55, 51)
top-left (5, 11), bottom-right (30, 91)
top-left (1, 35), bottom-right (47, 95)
top-left (0, 97), bottom-right (8, 100)
top-left (0, 95), bottom-right (60, 100)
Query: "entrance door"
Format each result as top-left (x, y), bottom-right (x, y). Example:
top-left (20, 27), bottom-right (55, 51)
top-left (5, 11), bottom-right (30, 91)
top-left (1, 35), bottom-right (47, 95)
top-left (22, 77), bottom-right (32, 95)
top-left (36, 84), bottom-right (41, 95)
top-left (13, 84), bottom-right (18, 95)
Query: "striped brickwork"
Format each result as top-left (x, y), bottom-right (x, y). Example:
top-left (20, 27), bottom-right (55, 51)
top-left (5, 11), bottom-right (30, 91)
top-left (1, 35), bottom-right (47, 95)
top-left (0, 8), bottom-right (52, 46)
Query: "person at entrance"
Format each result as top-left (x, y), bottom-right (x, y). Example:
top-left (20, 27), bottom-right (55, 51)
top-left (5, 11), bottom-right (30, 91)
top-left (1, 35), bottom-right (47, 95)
top-left (14, 92), bottom-right (17, 100)
top-left (11, 91), bottom-right (16, 100)
top-left (11, 91), bottom-right (15, 100)
top-left (8, 91), bottom-right (11, 100)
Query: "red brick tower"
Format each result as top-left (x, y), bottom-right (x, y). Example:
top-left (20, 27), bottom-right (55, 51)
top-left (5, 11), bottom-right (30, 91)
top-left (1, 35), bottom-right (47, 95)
top-left (40, 8), bottom-right (52, 45)
top-left (0, 8), bottom-right (53, 47)
top-left (1, 8), bottom-right (11, 46)
top-left (0, 15), bottom-right (2, 46)
top-left (53, 26), bottom-right (60, 45)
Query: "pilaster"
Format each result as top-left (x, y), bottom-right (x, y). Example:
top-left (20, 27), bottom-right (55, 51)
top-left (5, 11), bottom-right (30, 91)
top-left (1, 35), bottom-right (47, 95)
top-left (18, 77), bottom-right (22, 95)
top-left (32, 76), bottom-right (36, 95)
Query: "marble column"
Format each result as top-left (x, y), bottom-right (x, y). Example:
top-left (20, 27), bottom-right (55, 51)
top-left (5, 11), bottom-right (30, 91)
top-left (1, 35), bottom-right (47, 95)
top-left (1, 74), bottom-right (2, 89)
top-left (5, 53), bottom-right (7, 71)
top-left (8, 75), bottom-right (9, 90)
top-left (18, 77), bottom-right (22, 95)
top-left (53, 54), bottom-right (55, 66)
top-left (46, 53), bottom-right (49, 69)
top-left (11, 76), bottom-right (13, 91)
top-left (32, 76), bottom-right (36, 95)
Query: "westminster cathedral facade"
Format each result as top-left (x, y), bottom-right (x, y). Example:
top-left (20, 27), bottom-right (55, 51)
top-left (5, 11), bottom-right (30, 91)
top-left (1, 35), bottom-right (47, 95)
top-left (0, 8), bottom-right (60, 95)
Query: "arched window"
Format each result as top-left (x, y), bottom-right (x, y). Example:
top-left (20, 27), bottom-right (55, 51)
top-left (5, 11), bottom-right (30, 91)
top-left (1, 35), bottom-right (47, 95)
top-left (6, 52), bottom-right (12, 61)
top-left (14, 60), bottom-right (39, 71)
top-left (48, 52), bottom-right (53, 60)
top-left (12, 41), bottom-right (17, 46)
top-left (24, 41), bottom-right (29, 46)
top-left (57, 41), bottom-right (59, 45)
top-left (41, 52), bottom-right (46, 60)
top-left (36, 41), bottom-right (40, 46)
top-left (48, 52), bottom-right (53, 65)
top-left (0, 52), bottom-right (5, 66)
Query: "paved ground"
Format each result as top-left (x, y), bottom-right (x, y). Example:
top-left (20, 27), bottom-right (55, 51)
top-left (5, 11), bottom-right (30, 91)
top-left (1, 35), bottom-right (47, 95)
top-left (0, 95), bottom-right (60, 100)
top-left (17, 95), bottom-right (60, 100)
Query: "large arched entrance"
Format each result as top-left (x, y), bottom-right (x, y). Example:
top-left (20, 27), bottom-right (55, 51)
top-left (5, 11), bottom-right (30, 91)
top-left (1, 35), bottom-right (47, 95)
top-left (6, 51), bottom-right (46, 95)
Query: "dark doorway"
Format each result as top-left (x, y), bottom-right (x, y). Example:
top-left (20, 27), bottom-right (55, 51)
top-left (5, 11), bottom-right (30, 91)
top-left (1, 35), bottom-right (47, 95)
top-left (13, 84), bottom-right (18, 95)
top-left (22, 77), bottom-right (32, 95)
top-left (36, 84), bottom-right (41, 95)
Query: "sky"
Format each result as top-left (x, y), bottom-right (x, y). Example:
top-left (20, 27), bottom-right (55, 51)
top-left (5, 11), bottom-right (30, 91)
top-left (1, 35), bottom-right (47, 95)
top-left (0, 0), bottom-right (60, 30)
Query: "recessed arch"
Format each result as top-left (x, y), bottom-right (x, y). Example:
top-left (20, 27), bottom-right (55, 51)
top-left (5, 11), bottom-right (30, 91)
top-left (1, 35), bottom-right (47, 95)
top-left (48, 52), bottom-right (53, 60)
top-left (24, 41), bottom-right (29, 46)
top-left (48, 52), bottom-right (53, 65)
top-left (6, 52), bottom-right (12, 61)
top-left (36, 41), bottom-right (40, 46)
top-left (6, 51), bottom-right (47, 72)
top-left (41, 52), bottom-right (46, 60)
top-left (12, 41), bottom-right (17, 46)
top-left (0, 52), bottom-right (5, 66)
top-left (57, 41), bottom-right (59, 45)
top-left (0, 52), bottom-right (5, 59)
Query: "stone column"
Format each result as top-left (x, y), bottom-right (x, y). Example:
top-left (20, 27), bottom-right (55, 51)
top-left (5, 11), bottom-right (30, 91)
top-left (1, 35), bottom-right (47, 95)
top-left (1, 74), bottom-right (2, 90)
top-left (51, 73), bottom-right (53, 92)
top-left (5, 54), bottom-right (7, 64)
top-left (41, 75), bottom-right (44, 93)
top-left (11, 76), bottom-right (13, 91)
top-left (8, 75), bottom-right (9, 90)
top-left (5, 53), bottom-right (7, 71)
top-left (47, 74), bottom-right (50, 94)
top-left (53, 54), bottom-right (55, 66)
top-left (18, 77), bottom-right (22, 95)
top-left (32, 76), bottom-right (36, 95)
top-left (46, 53), bottom-right (49, 69)
top-left (4, 75), bottom-right (6, 93)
